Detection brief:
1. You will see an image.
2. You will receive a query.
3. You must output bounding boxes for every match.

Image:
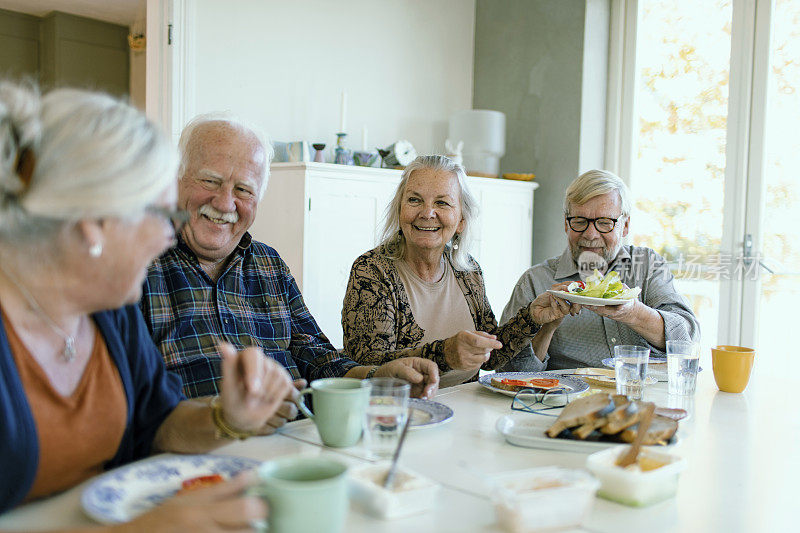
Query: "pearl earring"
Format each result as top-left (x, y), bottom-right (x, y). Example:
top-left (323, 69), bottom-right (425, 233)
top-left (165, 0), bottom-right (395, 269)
top-left (452, 233), bottom-right (460, 250)
top-left (89, 243), bottom-right (103, 257)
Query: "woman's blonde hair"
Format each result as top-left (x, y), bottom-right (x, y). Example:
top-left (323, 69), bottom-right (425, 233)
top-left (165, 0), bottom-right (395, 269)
top-left (0, 81), bottom-right (177, 243)
top-left (564, 169), bottom-right (631, 217)
top-left (379, 155), bottom-right (478, 271)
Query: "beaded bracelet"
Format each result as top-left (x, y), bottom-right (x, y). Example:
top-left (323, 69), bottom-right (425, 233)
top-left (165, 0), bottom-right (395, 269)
top-left (365, 366), bottom-right (379, 379)
top-left (210, 395), bottom-right (255, 440)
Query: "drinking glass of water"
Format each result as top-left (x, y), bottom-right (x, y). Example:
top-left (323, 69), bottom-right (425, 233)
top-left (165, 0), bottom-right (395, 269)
top-left (613, 345), bottom-right (650, 400)
top-left (667, 340), bottom-right (700, 395)
top-left (364, 377), bottom-right (410, 459)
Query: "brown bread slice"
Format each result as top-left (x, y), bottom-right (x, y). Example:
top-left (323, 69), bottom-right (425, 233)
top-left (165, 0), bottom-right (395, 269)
top-left (599, 398), bottom-right (646, 434)
top-left (490, 377), bottom-right (561, 392)
top-left (545, 393), bottom-right (615, 438)
top-left (619, 414), bottom-right (678, 445)
top-left (572, 394), bottom-right (631, 439)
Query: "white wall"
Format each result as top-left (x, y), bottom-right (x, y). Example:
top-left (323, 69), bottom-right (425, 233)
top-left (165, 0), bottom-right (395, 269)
top-left (189, 0), bottom-right (476, 155)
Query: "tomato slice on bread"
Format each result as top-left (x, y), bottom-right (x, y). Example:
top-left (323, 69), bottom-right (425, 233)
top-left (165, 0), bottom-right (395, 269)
top-left (179, 474), bottom-right (224, 493)
top-left (501, 378), bottom-right (559, 389)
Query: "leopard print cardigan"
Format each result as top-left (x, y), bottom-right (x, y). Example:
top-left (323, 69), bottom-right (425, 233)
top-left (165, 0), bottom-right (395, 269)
top-left (341, 246), bottom-right (542, 378)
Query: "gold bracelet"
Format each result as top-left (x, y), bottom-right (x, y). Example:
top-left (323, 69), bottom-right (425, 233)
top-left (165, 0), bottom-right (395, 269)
top-left (210, 396), bottom-right (255, 440)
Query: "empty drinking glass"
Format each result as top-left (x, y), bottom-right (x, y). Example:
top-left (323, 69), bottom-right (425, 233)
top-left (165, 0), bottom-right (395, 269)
top-left (667, 340), bottom-right (700, 395)
top-left (613, 345), bottom-right (650, 400)
top-left (363, 377), bottom-right (410, 459)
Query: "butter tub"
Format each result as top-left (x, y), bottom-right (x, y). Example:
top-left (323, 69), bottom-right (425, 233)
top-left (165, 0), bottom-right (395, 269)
top-left (586, 447), bottom-right (686, 507)
top-left (490, 467), bottom-right (599, 533)
top-left (348, 463), bottom-right (440, 519)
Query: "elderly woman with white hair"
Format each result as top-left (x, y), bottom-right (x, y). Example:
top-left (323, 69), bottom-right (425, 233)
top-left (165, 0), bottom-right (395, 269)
top-left (342, 155), bottom-right (578, 387)
top-left (0, 82), bottom-right (291, 527)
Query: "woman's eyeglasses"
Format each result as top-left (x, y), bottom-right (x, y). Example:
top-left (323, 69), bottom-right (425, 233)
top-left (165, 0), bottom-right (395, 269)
top-left (146, 206), bottom-right (190, 234)
top-left (511, 387), bottom-right (571, 417)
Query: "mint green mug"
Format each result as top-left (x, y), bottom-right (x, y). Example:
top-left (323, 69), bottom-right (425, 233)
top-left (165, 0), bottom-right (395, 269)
top-left (253, 456), bottom-right (348, 533)
top-left (297, 378), bottom-right (371, 447)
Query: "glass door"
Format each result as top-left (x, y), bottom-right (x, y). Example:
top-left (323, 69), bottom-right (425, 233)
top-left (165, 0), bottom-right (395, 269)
top-left (740, 0), bottom-right (800, 376)
top-left (626, 0), bottom-right (734, 357)
top-left (622, 0), bottom-right (793, 372)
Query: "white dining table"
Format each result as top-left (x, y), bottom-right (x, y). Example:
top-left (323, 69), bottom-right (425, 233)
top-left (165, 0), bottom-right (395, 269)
top-left (0, 367), bottom-right (795, 533)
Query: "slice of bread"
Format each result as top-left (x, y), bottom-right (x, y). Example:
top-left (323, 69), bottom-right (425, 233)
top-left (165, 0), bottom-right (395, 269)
top-left (490, 377), bottom-right (560, 393)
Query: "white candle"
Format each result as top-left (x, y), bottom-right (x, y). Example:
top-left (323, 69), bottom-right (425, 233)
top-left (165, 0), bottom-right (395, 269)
top-left (340, 91), bottom-right (347, 133)
top-left (362, 125), bottom-right (368, 151)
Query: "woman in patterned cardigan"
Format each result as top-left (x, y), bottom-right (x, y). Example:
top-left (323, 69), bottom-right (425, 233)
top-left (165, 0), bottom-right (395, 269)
top-left (342, 155), bottom-right (579, 387)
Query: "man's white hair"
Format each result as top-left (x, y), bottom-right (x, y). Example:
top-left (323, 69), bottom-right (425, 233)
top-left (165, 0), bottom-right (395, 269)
top-left (564, 169), bottom-right (632, 217)
top-left (178, 112), bottom-right (273, 200)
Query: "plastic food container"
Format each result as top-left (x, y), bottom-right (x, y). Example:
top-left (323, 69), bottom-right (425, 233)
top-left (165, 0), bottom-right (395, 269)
top-left (348, 463), bottom-right (440, 519)
top-left (586, 447), bottom-right (686, 507)
top-left (490, 467), bottom-right (599, 533)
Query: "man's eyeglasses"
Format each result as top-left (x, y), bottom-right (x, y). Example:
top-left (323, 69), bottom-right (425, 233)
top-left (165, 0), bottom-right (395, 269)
top-left (146, 206), bottom-right (190, 234)
top-left (565, 215), bottom-right (622, 234)
top-left (511, 387), bottom-right (571, 417)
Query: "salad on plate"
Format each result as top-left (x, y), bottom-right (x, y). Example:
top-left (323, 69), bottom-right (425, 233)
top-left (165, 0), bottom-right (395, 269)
top-left (566, 270), bottom-right (641, 300)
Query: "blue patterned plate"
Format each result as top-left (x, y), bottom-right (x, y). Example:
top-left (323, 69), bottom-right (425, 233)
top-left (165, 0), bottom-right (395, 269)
top-left (478, 371), bottom-right (589, 398)
top-left (81, 454), bottom-right (261, 524)
top-left (407, 398), bottom-right (454, 429)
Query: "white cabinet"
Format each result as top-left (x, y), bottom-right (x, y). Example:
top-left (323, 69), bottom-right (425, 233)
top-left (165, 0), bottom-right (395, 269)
top-left (249, 162), bottom-right (538, 349)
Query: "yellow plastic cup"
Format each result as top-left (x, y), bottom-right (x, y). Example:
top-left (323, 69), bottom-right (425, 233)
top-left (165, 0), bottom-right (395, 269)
top-left (711, 345), bottom-right (755, 393)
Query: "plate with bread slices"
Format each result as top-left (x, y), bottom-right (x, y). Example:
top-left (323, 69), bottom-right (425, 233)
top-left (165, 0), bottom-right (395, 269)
top-left (569, 367), bottom-right (657, 388)
top-left (479, 371), bottom-right (589, 398)
top-left (496, 392), bottom-right (680, 452)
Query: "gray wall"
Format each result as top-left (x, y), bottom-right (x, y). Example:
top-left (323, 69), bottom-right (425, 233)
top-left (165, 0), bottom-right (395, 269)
top-left (0, 8), bottom-right (41, 80)
top-left (473, 0), bottom-right (609, 264)
top-left (40, 11), bottom-right (128, 96)
top-left (0, 9), bottom-right (129, 98)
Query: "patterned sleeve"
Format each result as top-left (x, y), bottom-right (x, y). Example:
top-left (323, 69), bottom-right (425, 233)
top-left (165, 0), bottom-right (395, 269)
top-left (342, 253), bottom-right (444, 366)
top-left (467, 263), bottom-right (542, 371)
top-left (282, 262), bottom-right (359, 381)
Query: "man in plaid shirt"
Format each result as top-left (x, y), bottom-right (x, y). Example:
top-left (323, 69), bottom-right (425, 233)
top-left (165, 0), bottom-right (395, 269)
top-left (140, 115), bottom-right (439, 431)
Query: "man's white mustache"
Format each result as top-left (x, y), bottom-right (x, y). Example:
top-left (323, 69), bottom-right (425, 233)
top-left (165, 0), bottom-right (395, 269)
top-left (578, 240), bottom-right (604, 248)
top-left (199, 204), bottom-right (238, 223)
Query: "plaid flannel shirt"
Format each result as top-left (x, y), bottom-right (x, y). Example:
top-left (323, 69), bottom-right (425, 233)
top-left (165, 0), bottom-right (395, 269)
top-left (140, 233), bottom-right (358, 398)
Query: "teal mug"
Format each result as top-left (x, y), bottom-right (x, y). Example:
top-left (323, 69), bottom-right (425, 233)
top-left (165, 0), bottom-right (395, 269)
top-left (297, 378), bottom-right (371, 447)
top-left (252, 456), bottom-right (348, 533)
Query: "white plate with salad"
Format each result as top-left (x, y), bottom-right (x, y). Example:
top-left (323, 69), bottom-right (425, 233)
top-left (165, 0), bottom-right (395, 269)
top-left (548, 269), bottom-right (641, 306)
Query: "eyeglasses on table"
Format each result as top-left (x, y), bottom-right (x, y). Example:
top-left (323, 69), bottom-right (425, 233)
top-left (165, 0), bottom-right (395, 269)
top-left (510, 387), bottom-right (572, 417)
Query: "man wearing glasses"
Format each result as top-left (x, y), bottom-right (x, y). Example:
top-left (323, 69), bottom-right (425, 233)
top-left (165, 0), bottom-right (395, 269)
top-left (499, 170), bottom-right (699, 370)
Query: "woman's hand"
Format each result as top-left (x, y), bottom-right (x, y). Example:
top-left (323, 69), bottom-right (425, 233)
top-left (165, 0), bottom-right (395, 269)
top-left (443, 330), bottom-right (503, 371)
top-left (120, 471), bottom-right (265, 532)
top-left (528, 283), bottom-right (582, 326)
top-left (374, 357), bottom-right (440, 399)
top-left (218, 342), bottom-right (296, 435)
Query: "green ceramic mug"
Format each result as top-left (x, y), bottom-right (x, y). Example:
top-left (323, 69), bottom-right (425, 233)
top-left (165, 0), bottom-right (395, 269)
top-left (252, 456), bottom-right (348, 533)
top-left (297, 377), bottom-right (371, 447)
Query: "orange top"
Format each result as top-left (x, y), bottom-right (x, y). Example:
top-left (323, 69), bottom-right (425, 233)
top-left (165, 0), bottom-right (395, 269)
top-left (3, 313), bottom-right (128, 501)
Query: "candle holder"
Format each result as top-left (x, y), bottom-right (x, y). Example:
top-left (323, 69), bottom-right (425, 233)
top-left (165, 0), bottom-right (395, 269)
top-left (312, 143), bottom-right (326, 163)
top-left (334, 133), bottom-right (353, 165)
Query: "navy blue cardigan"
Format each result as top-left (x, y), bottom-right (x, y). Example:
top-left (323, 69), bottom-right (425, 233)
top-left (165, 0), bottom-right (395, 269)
top-left (0, 305), bottom-right (184, 513)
